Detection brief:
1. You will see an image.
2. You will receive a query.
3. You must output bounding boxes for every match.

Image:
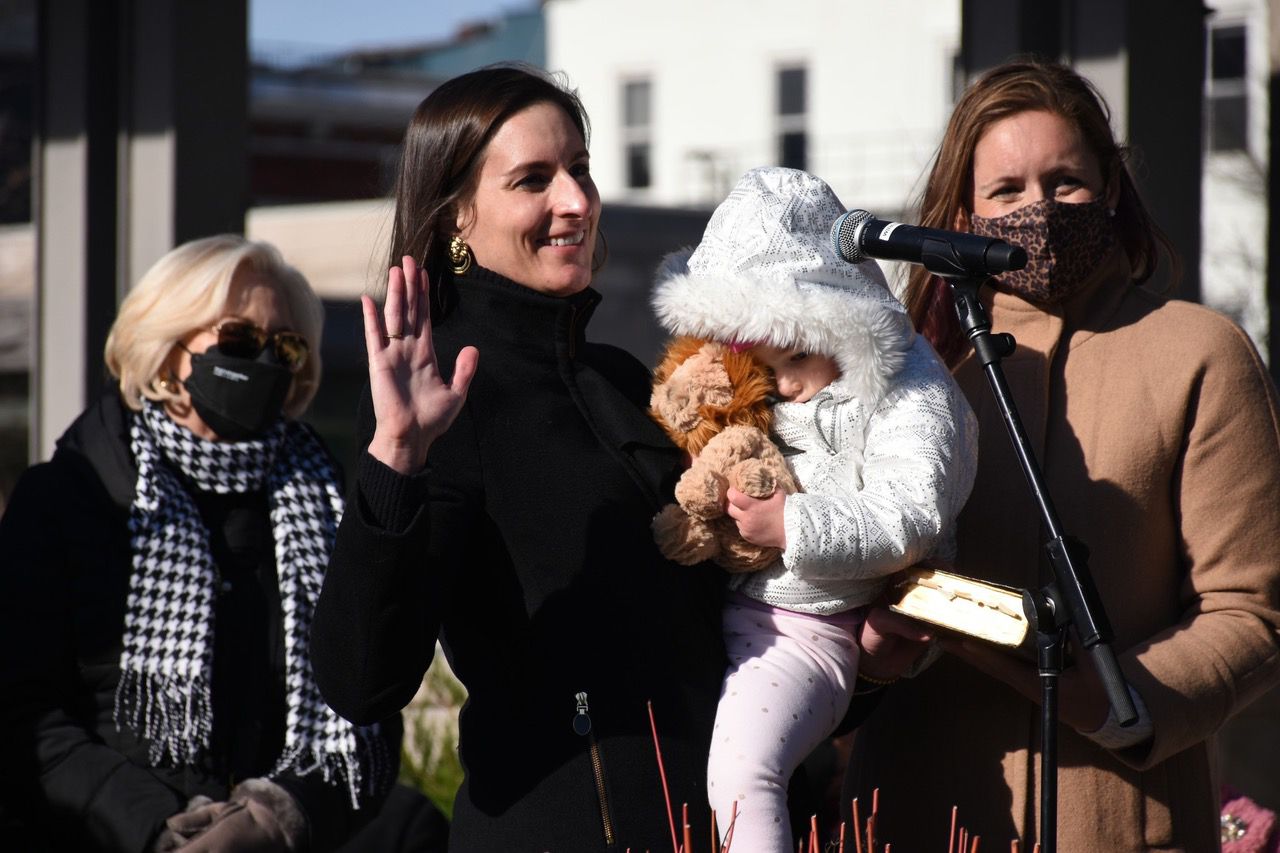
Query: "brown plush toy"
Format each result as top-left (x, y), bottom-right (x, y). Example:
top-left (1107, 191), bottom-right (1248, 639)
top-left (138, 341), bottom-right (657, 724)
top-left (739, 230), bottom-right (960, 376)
top-left (649, 336), bottom-right (799, 572)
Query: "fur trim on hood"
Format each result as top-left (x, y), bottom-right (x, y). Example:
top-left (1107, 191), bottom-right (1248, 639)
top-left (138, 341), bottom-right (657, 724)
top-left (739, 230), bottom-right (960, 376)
top-left (652, 167), bottom-right (914, 406)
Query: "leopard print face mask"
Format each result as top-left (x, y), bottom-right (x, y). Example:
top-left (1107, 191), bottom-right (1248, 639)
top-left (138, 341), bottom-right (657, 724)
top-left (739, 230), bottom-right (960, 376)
top-left (970, 198), bottom-right (1117, 305)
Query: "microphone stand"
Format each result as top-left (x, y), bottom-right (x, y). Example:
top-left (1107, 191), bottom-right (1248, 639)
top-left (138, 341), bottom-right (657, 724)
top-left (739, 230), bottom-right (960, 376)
top-left (920, 245), bottom-right (1137, 853)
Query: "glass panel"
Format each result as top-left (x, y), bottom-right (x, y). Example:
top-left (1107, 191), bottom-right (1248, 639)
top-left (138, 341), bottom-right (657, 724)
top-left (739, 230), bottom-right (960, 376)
top-left (1210, 94), bottom-right (1247, 151)
top-left (780, 131), bottom-right (806, 171)
top-left (626, 142), bottom-right (651, 188)
top-left (778, 67), bottom-right (806, 116)
top-left (1211, 26), bottom-right (1246, 81)
top-left (623, 80), bottom-right (650, 128)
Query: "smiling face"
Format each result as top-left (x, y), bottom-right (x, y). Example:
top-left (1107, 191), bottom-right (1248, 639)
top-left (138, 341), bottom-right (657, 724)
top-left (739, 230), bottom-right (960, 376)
top-left (456, 101), bottom-right (601, 296)
top-left (970, 109), bottom-right (1116, 219)
top-left (752, 343), bottom-right (841, 404)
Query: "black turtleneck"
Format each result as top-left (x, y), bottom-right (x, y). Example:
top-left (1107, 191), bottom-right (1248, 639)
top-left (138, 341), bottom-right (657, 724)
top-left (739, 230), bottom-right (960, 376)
top-left (314, 266), bottom-right (727, 853)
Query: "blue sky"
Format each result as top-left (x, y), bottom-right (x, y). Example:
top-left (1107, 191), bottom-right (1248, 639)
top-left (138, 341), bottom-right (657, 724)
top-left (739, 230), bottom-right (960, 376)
top-left (250, 0), bottom-right (534, 51)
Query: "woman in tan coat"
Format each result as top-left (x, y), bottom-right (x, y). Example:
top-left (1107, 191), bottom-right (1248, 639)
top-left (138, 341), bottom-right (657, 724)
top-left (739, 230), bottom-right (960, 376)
top-left (844, 61), bottom-right (1280, 851)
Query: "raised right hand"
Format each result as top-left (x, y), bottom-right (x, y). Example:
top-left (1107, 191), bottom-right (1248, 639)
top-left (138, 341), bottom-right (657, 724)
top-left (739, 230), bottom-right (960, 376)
top-left (363, 255), bottom-right (479, 474)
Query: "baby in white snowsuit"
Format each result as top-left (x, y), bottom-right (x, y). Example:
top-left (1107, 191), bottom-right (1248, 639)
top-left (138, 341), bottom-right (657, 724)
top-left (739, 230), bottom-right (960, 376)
top-left (652, 167), bottom-right (978, 852)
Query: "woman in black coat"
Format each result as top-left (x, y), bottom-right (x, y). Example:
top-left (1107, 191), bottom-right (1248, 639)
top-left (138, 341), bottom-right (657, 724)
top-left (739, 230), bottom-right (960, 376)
top-left (0, 235), bottom-right (437, 852)
top-left (309, 65), bottom-right (728, 851)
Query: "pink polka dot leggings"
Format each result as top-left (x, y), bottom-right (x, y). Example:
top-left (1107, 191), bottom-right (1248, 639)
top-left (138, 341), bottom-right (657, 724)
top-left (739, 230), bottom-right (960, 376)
top-left (707, 593), bottom-right (863, 853)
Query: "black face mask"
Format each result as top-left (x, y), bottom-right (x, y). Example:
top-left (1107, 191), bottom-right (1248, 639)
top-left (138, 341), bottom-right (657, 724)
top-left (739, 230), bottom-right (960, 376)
top-left (183, 346), bottom-right (293, 441)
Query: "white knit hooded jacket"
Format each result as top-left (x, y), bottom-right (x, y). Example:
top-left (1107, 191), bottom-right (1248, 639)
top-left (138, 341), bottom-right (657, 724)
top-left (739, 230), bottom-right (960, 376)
top-left (652, 167), bottom-right (978, 614)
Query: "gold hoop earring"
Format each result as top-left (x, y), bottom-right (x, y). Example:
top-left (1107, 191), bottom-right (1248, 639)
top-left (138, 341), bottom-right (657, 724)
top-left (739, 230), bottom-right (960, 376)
top-left (591, 228), bottom-right (609, 274)
top-left (447, 235), bottom-right (473, 276)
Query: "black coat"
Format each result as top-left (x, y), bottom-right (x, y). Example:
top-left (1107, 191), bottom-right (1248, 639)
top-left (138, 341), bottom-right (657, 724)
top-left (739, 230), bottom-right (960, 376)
top-left (311, 268), bottom-right (728, 852)
top-left (0, 392), bottom-right (399, 852)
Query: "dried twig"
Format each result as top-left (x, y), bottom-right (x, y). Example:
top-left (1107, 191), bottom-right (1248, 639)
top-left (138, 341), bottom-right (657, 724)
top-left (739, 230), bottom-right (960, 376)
top-left (646, 701), bottom-right (679, 853)
top-left (721, 801), bottom-right (739, 853)
top-left (868, 788), bottom-right (880, 853)
top-left (851, 798), bottom-right (864, 853)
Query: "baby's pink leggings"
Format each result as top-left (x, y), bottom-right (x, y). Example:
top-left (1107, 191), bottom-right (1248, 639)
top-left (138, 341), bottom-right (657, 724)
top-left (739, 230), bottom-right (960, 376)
top-left (707, 593), bottom-right (863, 852)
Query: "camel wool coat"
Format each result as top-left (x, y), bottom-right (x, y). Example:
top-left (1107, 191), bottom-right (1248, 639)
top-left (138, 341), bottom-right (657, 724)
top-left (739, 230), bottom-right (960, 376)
top-left (845, 249), bottom-right (1280, 852)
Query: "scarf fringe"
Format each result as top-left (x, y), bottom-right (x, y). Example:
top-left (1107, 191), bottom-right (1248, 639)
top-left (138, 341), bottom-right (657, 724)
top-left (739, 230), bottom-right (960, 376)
top-left (274, 726), bottom-right (392, 809)
top-left (114, 666), bottom-right (213, 767)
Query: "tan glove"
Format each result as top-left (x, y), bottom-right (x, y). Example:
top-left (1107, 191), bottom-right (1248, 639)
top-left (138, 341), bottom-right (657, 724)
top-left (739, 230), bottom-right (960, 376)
top-left (172, 779), bottom-right (308, 852)
top-left (154, 796), bottom-right (238, 852)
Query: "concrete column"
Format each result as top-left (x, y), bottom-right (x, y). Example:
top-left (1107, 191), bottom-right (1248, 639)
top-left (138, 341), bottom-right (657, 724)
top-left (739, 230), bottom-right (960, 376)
top-left (33, 0), bottom-right (122, 460)
top-left (33, 1), bottom-right (247, 460)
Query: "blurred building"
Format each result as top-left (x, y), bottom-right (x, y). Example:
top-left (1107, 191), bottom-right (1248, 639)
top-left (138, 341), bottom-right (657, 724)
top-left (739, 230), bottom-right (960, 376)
top-left (547, 0), bottom-right (961, 218)
top-left (1201, 0), bottom-right (1270, 356)
top-left (544, 0), bottom-right (1271, 363)
top-left (0, 0), bottom-right (35, 507)
top-left (245, 6), bottom-right (546, 207)
top-left (6, 2), bottom-right (1275, 457)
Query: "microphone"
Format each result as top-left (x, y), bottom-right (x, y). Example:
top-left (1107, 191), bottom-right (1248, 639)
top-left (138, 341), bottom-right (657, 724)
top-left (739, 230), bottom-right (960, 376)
top-left (831, 209), bottom-right (1027, 278)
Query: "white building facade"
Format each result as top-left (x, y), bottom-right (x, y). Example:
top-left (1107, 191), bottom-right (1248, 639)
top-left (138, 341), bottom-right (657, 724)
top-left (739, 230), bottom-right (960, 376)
top-left (1200, 0), bottom-right (1269, 358)
top-left (546, 0), bottom-right (961, 219)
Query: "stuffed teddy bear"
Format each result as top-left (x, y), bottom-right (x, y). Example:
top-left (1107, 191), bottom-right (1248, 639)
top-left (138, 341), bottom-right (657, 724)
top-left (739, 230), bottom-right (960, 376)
top-left (648, 336), bottom-right (798, 572)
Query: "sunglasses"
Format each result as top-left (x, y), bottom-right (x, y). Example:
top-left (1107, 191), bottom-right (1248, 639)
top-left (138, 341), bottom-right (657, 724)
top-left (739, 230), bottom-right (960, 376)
top-left (210, 319), bottom-right (309, 371)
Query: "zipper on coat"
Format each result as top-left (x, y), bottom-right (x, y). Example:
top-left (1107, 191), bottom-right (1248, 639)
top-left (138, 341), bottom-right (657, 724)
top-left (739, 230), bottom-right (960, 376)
top-left (573, 691), bottom-right (617, 848)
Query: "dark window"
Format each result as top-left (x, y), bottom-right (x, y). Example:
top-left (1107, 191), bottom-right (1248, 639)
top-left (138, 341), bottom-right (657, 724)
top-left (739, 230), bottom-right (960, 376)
top-left (1206, 24), bottom-right (1247, 152)
top-left (626, 142), bottom-right (651, 189)
top-left (622, 79), bottom-right (652, 189)
top-left (1210, 95), bottom-right (1248, 151)
top-left (778, 67), bottom-right (806, 116)
top-left (780, 131), bottom-right (807, 171)
top-left (623, 80), bottom-right (650, 128)
top-left (776, 66), bottom-right (807, 170)
top-left (1211, 26), bottom-right (1246, 80)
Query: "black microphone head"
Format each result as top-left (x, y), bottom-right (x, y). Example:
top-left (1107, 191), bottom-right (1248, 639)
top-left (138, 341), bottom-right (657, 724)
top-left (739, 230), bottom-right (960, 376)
top-left (831, 209), bottom-right (873, 263)
top-left (985, 241), bottom-right (1028, 273)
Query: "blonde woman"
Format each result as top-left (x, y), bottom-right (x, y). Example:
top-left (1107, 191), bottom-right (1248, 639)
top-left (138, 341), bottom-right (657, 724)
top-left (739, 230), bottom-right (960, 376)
top-left (0, 236), bottom-right (439, 852)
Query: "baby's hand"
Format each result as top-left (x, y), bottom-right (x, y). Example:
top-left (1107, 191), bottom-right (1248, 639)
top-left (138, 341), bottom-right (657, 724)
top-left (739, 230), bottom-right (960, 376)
top-left (725, 486), bottom-right (786, 549)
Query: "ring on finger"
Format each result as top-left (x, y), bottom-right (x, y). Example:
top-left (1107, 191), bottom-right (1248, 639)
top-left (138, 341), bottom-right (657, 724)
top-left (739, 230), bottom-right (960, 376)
top-left (385, 332), bottom-right (406, 340)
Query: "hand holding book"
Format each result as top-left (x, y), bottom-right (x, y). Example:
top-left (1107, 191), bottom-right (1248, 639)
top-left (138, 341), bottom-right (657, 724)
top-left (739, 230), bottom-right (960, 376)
top-left (885, 567), bottom-right (1034, 657)
top-left (885, 567), bottom-right (1110, 733)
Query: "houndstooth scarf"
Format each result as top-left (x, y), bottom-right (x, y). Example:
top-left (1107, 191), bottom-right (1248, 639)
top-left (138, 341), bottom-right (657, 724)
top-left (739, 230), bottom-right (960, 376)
top-left (116, 402), bottom-right (389, 807)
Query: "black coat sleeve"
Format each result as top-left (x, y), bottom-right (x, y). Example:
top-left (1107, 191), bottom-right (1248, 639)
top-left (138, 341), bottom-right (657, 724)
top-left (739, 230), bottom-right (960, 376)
top-left (0, 458), bottom-right (186, 852)
top-left (310, 387), bottom-right (481, 725)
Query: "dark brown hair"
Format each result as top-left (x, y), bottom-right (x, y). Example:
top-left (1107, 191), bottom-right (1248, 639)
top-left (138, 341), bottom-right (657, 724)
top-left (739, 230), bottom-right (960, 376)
top-left (906, 60), bottom-right (1179, 365)
top-left (384, 63), bottom-right (591, 301)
